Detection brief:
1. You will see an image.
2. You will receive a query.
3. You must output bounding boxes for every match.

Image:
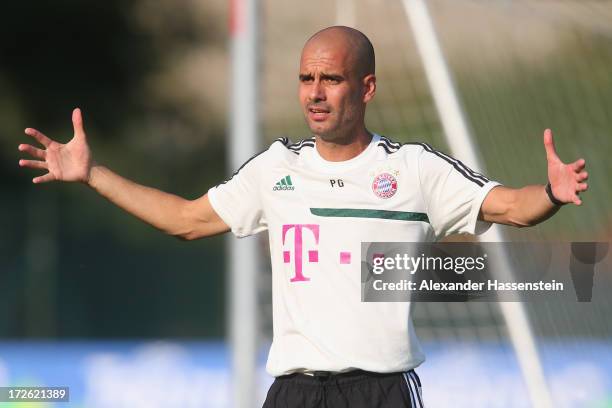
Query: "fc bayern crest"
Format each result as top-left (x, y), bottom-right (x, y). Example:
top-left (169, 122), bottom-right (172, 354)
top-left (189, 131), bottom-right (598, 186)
top-left (372, 173), bottom-right (398, 199)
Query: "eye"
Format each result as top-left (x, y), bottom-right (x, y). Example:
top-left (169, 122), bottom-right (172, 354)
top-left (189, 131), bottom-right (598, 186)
top-left (322, 76), bottom-right (342, 85)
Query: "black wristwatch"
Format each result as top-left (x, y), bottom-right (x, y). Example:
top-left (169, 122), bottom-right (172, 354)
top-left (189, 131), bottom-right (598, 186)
top-left (545, 182), bottom-right (565, 206)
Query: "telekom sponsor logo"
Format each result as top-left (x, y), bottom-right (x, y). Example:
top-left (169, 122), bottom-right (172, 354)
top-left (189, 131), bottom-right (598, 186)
top-left (282, 224), bottom-right (319, 282)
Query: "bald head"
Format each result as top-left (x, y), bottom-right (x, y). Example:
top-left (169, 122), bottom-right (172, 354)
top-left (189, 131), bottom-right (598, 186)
top-left (303, 26), bottom-right (375, 78)
top-left (298, 26), bottom-right (377, 143)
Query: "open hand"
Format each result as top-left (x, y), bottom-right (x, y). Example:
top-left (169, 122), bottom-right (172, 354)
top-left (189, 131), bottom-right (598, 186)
top-left (19, 108), bottom-right (93, 184)
top-left (544, 129), bottom-right (588, 205)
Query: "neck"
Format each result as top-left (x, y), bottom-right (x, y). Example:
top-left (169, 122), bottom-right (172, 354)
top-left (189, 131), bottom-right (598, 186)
top-left (315, 126), bottom-right (373, 162)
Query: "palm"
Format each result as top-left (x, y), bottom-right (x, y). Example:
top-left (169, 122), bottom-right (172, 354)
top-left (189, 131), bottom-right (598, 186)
top-left (19, 108), bottom-right (92, 184)
top-left (46, 137), bottom-right (90, 181)
top-left (544, 129), bottom-right (588, 205)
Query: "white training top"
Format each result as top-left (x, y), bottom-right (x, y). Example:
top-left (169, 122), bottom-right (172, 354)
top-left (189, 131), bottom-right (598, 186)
top-left (208, 134), bottom-right (500, 377)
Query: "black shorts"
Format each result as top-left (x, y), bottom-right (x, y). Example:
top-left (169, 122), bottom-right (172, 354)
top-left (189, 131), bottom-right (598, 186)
top-left (262, 369), bottom-right (424, 408)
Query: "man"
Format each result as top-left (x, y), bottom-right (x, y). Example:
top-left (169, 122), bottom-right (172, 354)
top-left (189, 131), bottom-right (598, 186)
top-left (18, 26), bottom-right (588, 407)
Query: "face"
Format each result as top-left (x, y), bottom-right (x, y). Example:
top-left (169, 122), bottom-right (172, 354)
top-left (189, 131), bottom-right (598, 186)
top-left (298, 41), bottom-right (374, 142)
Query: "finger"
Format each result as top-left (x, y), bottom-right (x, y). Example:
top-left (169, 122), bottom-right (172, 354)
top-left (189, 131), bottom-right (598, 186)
top-left (33, 173), bottom-right (56, 184)
top-left (573, 195), bottom-right (583, 206)
top-left (571, 158), bottom-right (586, 172)
top-left (543, 129), bottom-right (559, 162)
top-left (576, 182), bottom-right (588, 192)
top-left (25, 128), bottom-right (53, 147)
top-left (576, 171), bottom-right (588, 182)
top-left (19, 159), bottom-right (48, 170)
top-left (72, 107), bottom-right (86, 139)
top-left (18, 143), bottom-right (46, 160)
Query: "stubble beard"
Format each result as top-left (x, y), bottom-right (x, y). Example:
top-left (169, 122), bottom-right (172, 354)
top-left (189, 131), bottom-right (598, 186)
top-left (307, 108), bottom-right (360, 145)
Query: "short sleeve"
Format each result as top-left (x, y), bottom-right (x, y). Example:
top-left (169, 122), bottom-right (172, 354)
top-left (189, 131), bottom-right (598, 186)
top-left (207, 150), bottom-right (268, 238)
top-left (417, 145), bottom-right (500, 240)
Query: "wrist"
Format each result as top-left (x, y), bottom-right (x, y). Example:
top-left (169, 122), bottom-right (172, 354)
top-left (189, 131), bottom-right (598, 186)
top-left (85, 161), bottom-right (100, 187)
top-left (545, 182), bottom-right (565, 206)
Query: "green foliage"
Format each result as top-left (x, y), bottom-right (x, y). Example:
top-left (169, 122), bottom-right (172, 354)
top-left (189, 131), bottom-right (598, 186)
top-left (1, 0), bottom-right (228, 339)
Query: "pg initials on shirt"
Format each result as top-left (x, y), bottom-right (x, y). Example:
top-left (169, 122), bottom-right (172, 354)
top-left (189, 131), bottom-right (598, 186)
top-left (282, 224), bottom-right (320, 282)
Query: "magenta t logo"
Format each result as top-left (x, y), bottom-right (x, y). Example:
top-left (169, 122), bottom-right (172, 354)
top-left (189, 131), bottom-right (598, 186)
top-left (282, 224), bottom-right (320, 282)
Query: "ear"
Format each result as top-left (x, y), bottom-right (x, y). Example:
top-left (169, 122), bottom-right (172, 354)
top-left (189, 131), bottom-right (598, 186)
top-left (362, 74), bottom-right (376, 103)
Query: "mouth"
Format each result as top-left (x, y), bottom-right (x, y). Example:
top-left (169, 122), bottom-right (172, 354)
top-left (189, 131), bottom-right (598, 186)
top-left (308, 106), bottom-right (330, 121)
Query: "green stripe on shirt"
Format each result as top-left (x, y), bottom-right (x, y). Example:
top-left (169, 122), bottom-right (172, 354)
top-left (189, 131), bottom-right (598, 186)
top-left (310, 208), bottom-right (430, 223)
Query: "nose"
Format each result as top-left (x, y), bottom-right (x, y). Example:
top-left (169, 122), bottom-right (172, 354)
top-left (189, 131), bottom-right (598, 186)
top-left (309, 80), bottom-right (326, 103)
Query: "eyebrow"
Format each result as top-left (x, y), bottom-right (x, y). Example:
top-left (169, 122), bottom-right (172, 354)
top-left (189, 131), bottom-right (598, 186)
top-left (299, 73), bottom-right (313, 81)
top-left (321, 73), bottom-right (344, 81)
top-left (298, 73), bottom-right (344, 81)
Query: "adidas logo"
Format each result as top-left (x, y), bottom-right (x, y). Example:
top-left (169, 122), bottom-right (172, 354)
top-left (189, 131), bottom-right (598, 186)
top-left (273, 175), bottom-right (295, 191)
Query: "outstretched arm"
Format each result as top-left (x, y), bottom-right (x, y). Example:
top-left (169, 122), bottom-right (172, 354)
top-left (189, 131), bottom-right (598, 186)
top-left (480, 129), bottom-right (589, 227)
top-left (18, 108), bottom-right (229, 240)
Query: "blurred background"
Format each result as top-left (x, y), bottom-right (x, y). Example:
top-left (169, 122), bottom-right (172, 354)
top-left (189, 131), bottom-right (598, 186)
top-left (1, 0), bottom-right (611, 407)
